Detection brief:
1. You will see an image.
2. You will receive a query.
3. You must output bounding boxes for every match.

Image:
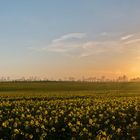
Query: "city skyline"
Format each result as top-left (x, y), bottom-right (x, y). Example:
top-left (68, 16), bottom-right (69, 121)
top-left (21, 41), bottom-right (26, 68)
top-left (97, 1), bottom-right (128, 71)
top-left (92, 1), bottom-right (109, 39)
top-left (0, 1), bottom-right (140, 78)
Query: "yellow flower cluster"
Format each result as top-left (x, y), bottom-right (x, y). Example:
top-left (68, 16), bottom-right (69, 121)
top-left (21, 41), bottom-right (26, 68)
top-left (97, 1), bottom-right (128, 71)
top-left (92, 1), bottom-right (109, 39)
top-left (0, 95), bottom-right (139, 139)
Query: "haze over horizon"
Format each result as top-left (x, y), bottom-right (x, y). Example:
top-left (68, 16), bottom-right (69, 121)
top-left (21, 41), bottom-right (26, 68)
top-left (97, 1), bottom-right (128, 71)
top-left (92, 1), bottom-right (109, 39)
top-left (0, 0), bottom-right (140, 79)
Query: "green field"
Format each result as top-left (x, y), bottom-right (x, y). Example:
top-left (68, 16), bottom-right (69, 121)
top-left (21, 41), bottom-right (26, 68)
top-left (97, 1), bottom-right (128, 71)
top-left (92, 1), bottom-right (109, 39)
top-left (0, 81), bottom-right (140, 95)
top-left (0, 82), bottom-right (140, 139)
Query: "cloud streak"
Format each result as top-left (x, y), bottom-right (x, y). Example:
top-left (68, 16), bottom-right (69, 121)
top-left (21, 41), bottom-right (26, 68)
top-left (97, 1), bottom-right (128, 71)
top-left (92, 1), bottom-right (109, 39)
top-left (121, 34), bottom-right (134, 41)
top-left (30, 32), bottom-right (140, 60)
top-left (124, 39), bottom-right (140, 45)
top-left (52, 33), bottom-right (86, 43)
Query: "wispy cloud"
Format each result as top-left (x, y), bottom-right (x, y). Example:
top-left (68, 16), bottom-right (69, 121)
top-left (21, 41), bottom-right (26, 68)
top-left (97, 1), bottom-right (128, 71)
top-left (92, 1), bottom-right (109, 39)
top-left (124, 39), bottom-right (140, 45)
top-left (46, 34), bottom-right (124, 58)
top-left (29, 32), bottom-right (140, 60)
top-left (100, 32), bottom-right (108, 36)
top-left (47, 33), bottom-right (85, 54)
top-left (52, 33), bottom-right (86, 43)
top-left (121, 34), bottom-right (134, 41)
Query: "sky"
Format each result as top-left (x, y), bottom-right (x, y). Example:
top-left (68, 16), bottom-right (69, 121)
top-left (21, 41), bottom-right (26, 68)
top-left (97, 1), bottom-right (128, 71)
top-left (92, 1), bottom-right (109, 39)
top-left (0, 0), bottom-right (140, 79)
